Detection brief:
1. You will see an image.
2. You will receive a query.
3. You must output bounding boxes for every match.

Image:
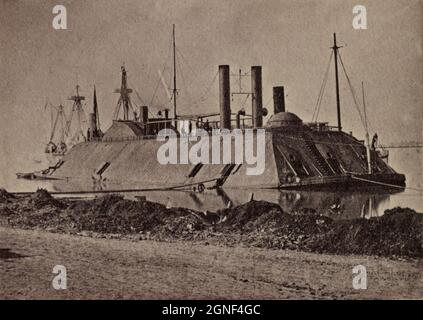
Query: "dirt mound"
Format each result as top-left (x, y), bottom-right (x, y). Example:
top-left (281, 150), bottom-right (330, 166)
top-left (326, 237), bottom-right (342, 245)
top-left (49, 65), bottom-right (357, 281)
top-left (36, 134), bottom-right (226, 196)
top-left (155, 212), bottom-right (207, 240)
top-left (1, 193), bottom-right (422, 258)
top-left (65, 195), bottom-right (205, 236)
top-left (30, 189), bottom-right (66, 209)
top-left (207, 200), bottom-right (333, 251)
top-left (0, 189), bottom-right (15, 203)
top-left (309, 207), bottom-right (423, 258)
top-left (217, 200), bottom-right (332, 235)
top-left (218, 200), bottom-right (284, 231)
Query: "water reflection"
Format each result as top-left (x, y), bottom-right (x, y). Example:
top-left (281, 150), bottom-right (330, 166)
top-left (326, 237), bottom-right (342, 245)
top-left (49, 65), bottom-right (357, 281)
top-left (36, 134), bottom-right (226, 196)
top-left (5, 175), bottom-right (422, 221)
top-left (123, 188), bottom-right (412, 220)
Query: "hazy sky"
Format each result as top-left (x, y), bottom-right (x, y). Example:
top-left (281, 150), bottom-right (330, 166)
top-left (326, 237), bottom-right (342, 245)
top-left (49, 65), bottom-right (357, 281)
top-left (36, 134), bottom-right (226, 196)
top-left (0, 0), bottom-right (422, 181)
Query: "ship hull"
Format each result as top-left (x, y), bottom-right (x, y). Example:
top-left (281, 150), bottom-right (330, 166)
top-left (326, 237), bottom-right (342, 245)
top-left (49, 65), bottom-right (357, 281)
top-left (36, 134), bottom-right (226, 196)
top-left (49, 127), bottom-right (406, 193)
top-left (278, 173), bottom-right (405, 191)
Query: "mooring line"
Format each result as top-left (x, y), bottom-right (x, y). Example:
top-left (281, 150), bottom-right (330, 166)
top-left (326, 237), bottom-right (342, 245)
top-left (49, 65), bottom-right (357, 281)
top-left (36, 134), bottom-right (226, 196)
top-left (9, 178), bottom-right (220, 197)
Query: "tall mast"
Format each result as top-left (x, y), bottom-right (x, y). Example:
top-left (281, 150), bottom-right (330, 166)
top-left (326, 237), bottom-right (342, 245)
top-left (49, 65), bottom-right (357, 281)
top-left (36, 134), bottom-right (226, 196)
top-left (93, 85), bottom-right (100, 134)
top-left (172, 24), bottom-right (177, 120)
top-left (332, 33), bottom-right (342, 131)
top-left (114, 66), bottom-right (133, 120)
top-left (362, 81), bottom-right (372, 174)
top-left (68, 84), bottom-right (86, 141)
top-left (122, 67), bottom-right (129, 120)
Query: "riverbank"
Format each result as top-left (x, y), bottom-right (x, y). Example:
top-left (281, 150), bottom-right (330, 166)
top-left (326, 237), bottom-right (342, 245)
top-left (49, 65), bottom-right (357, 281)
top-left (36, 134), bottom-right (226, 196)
top-left (0, 189), bottom-right (422, 258)
top-left (1, 226), bottom-right (422, 299)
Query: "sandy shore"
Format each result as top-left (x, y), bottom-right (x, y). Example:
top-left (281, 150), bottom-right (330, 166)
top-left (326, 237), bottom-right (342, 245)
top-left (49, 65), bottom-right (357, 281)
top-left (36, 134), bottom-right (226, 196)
top-left (1, 226), bottom-right (422, 299)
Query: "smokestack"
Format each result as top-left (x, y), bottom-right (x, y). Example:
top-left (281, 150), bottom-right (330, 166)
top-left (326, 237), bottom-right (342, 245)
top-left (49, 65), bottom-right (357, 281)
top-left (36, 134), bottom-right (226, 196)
top-left (219, 65), bottom-right (231, 130)
top-left (140, 106), bottom-right (149, 124)
top-left (273, 86), bottom-right (285, 114)
top-left (140, 106), bottom-right (149, 135)
top-left (164, 109), bottom-right (169, 119)
top-left (251, 66), bottom-right (263, 128)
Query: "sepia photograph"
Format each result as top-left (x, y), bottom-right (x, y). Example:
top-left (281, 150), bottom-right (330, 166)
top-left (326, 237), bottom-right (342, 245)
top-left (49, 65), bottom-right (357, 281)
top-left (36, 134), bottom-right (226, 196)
top-left (0, 0), bottom-right (422, 305)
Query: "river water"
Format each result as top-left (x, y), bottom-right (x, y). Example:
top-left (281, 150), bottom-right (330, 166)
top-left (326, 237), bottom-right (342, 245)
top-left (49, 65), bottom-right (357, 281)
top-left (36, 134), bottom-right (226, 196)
top-left (1, 148), bottom-right (421, 220)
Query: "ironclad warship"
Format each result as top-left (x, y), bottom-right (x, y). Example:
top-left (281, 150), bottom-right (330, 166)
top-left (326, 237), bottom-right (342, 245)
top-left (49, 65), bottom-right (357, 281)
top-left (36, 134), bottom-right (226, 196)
top-left (19, 30), bottom-right (406, 193)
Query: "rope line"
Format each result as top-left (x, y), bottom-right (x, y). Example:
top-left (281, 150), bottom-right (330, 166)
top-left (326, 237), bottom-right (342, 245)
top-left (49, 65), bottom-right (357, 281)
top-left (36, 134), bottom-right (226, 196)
top-left (12, 176), bottom-right (420, 196)
top-left (176, 49), bottom-right (194, 108)
top-left (9, 178), bottom-right (221, 196)
top-left (149, 38), bottom-right (173, 107)
top-left (190, 70), bottom-right (219, 106)
top-left (337, 52), bottom-right (389, 148)
top-left (337, 52), bottom-right (366, 129)
top-left (312, 51), bottom-right (333, 122)
top-left (175, 47), bottom-right (202, 87)
top-left (131, 83), bottom-right (146, 106)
